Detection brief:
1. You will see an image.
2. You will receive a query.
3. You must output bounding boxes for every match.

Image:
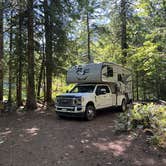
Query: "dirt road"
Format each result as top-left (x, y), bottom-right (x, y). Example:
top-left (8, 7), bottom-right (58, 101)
top-left (0, 109), bottom-right (165, 166)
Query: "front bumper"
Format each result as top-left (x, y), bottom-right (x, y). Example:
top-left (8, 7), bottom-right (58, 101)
top-left (55, 106), bottom-right (85, 118)
top-left (56, 111), bottom-right (85, 118)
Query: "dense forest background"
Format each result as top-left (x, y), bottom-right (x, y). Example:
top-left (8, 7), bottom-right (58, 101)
top-left (0, 0), bottom-right (165, 109)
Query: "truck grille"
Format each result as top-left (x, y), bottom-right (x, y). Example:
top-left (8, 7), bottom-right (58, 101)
top-left (57, 96), bottom-right (75, 107)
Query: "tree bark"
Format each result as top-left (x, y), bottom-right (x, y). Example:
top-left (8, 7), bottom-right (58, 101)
top-left (8, 11), bottom-right (13, 104)
top-left (87, 12), bottom-right (91, 63)
top-left (37, 44), bottom-right (45, 99)
top-left (44, 0), bottom-right (53, 105)
top-left (136, 70), bottom-right (139, 101)
top-left (155, 64), bottom-right (160, 100)
top-left (43, 62), bottom-right (46, 102)
top-left (16, 9), bottom-right (23, 107)
top-left (120, 0), bottom-right (128, 62)
top-left (26, 0), bottom-right (37, 109)
top-left (0, 1), bottom-right (3, 102)
top-left (142, 75), bottom-right (146, 100)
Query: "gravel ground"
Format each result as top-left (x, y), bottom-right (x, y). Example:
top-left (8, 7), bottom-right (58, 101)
top-left (0, 109), bottom-right (166, 166)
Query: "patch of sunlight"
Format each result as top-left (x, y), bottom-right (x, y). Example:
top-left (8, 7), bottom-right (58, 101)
top-left (0, 130), bottom-right (12, 138)
top-left (133, 160), bottom-right (142, 166)
top-left (98, 137), bottom-right (108, 142)
top-left (144, 158), bottom-right (156, 165)
top-left (68, 145), bottom-right (75, 149)
top-left (162, 158), bottom-right (166, 164)
top-left (0, 129), bottom-right (12, 144)
top-left (92, 136), bottom-right (133, 156)
top-left (25, 127), bottom-right (39, 136)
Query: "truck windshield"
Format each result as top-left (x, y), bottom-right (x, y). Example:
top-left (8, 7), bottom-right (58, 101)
top-left (70, 85), bottom-right (95, 93)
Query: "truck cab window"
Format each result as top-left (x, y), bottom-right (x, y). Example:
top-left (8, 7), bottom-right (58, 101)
top-left (96, 86), bottom-right (110, 95)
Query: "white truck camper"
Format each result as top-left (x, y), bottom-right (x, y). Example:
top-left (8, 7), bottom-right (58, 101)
top-left (55, 62), bottom-right (132, 120)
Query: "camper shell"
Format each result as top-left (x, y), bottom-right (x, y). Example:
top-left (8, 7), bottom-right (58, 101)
top-left (67, 62), bottom-right (131, 84)
top-left (67, 62), bottom-right (132, 99)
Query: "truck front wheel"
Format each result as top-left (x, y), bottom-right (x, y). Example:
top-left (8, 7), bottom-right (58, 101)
top-left (85, 105), bottom-right (96, 121)
top-left (120, 99), bottom-right (127, 112)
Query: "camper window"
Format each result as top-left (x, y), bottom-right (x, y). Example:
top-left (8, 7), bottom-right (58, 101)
top-left (118, 74), bottom-right (122, 82)
top-left (107, 66), bottom-right (113, 77)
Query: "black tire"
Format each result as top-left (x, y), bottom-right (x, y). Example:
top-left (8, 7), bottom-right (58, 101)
top-left (120, 99), bottom-right (127, 112)
top-left (85, 105), bottom-right (96, 121)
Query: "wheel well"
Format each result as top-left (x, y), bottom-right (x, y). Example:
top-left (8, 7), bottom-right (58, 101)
top-left (129, 99), bottom-right (133, 104)
top-left (125, 93), bottom-right (130, 103)
top-left (86, 101), bottom-right (95, 108)
top-left (122, 98), bottom-right (126, 104)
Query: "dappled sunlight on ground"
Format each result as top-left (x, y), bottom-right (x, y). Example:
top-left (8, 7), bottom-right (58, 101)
top-left (0, 128), bottom-right (12, 140)
top-left (0, 128), bottom-right (12, 143)
top-left (162, 158), bottom-right (166, 164)
top-left (132, 157), bottom-right (162, 166)
top-left (24, 127), bottom-right (39, 136)
top-left (0, 130), bottom-right (12, 137)
top-left (92, 136), bottom-right (133, 156)
top-left (144, 158), bottom-right (156, 165)
top-left (67, 144), bottom-right (75, 150)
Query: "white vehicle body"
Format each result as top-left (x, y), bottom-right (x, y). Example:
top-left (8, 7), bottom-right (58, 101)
top-left (55, 62), bottom-right (132, 119)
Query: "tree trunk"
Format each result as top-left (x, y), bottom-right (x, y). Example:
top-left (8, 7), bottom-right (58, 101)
top-left (0, 1), bottom-right (3, 102)
top-left (8, 11), bottom-right (13, 104)
top-left (142, 76), bottom-right (146, 100)
top-left (155, 64), bottom-right (160, 100)
top-left (16, 9), bottom-right (23, 107)
top-left (136, 70), bottom-right (139, 101)
top-left (120, 0), bottom-right (128, 62)
top-left (43, 63), bottom-right (46, 102)
top-left (37, 46), bottom-right (45, 99)
top-left (26, 0), bottom-right (37, 109)
top-left (132, 81), bottom-right (134, 101)
top-left (87, 12), bottom-right (91, 63)
top-left (44, 0), bottom-right (53, 105)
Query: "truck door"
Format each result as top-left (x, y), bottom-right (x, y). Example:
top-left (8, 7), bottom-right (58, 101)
top-left (95, 85), bottom-right (112, 109)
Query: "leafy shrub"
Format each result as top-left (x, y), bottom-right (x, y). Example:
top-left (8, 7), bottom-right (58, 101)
top-left (116, 103), bottom-right (166, 148)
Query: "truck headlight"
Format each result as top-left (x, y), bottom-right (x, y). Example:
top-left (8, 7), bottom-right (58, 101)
top-left (74, 97), bottom-right (82, 106)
